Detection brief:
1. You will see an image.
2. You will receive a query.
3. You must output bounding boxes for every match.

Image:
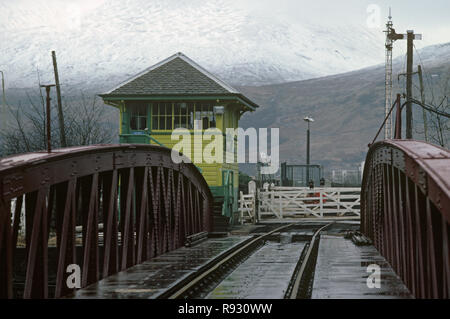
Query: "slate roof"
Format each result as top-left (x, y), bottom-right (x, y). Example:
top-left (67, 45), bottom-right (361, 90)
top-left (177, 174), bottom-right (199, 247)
top-left (100, 53), bottom-right (258, 108)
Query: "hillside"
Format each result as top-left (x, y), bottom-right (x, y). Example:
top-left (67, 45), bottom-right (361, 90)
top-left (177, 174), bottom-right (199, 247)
top-left (2, 34), bottom-right (449, 174)
top-left (238, 49), bottom-right (450, 172)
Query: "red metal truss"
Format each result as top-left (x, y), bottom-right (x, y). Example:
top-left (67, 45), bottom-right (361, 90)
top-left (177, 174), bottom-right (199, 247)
top-left (0, 144), bottom-right (213, 298)
top-left (361, 140), bottom-right (450, 299)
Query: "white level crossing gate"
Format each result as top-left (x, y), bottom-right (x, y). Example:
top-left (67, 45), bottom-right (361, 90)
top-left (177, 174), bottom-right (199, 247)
top-left (238, 191), bottom-right (256, 224)
top-left (239, 187), bottom-right (361, 222)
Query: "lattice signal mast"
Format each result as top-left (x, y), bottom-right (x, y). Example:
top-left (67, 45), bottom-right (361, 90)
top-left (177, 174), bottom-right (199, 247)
top-left (384, 8), bottom-right (394, 139)
top-left (383, 10), bottom-right (422, 140)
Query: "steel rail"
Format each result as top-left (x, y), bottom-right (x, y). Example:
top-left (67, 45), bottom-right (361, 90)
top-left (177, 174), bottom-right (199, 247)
top-left (287, 222), bottom-right (332, 299)
top-left (158, 223), bottom-right (295, 299)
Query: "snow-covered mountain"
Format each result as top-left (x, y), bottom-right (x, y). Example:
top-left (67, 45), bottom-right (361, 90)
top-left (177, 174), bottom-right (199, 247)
top-left (407, 41), bottom-right (450, 68)
top-left (0, 0), bottom-right (390, 90)
top-left (1, 0), bottom-right (450, 92)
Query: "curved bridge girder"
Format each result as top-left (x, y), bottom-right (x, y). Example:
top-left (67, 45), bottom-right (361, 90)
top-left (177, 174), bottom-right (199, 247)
top-left (0, 144), bottom-right (213, 298)
top-left (361, 140), bottom-right (449, 299)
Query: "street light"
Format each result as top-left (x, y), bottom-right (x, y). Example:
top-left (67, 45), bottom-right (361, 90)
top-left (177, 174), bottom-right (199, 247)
top-left (0, 71), bottom-right (6, 136)
top-left (40, 84), bottom-right (56, 153)
top-left (303, 116), bottom-right (314, 186)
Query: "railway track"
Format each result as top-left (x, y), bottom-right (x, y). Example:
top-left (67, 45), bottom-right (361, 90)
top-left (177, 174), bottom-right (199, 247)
top-left (155, 222), bottom-right (332, 299)
top-left (285, 223), bottom-right (331, 299)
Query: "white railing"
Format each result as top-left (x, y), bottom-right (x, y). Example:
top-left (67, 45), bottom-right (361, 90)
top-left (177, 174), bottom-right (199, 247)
top-left (238, 191), bottom-right (256, 224)
top-left (258, 187), bottom-right (361, 219)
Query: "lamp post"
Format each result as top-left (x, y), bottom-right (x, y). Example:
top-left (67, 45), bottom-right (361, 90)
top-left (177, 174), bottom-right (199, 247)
top-left (304, 116), bottom-right (314, 186)
top-left (1, 71), bottom-right (5, 130)
top-left (40, 84), bottom-right (56, 153)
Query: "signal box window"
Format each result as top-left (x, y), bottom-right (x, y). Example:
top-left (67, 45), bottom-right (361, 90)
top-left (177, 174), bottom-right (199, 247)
top-left (151, 102), bottom-right (173, 130)
top-left (195, 103), bottom-right (216, 129)
top-left (174, 102), bottom-right (195, 129)
top-left (151, 102), bottom-right (216, 130)
top-left (130, 103), bottom-right (148, 130)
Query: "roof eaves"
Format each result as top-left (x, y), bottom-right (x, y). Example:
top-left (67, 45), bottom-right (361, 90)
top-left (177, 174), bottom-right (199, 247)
top-left (100, 53), bottom-right (256, 107)
top-left (100, 93), bottom-right (259, 108)
top-left (236, 94), bottom-right (259, 110)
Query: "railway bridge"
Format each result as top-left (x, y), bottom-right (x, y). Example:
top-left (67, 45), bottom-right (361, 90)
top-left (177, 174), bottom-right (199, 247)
top-left (0, 139), bottom-right (448, 299)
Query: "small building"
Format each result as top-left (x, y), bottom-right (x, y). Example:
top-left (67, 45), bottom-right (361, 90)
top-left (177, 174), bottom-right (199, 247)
top-left (280, 163), bottom-right (323, 187)
top-left (100, 52), bottom-right (259, 220)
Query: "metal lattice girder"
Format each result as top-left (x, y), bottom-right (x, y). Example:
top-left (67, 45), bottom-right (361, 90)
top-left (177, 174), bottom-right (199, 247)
top-left (0, 144), bottom-right (213, 298)
top-left (361, 140), bottom-right (450, 299)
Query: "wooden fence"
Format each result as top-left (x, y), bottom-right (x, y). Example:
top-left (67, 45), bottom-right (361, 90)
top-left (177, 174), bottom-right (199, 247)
top-left (238, 187), bottom-right (360, 222)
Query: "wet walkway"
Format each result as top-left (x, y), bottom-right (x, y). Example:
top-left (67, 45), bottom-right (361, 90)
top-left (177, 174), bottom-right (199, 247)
top-left (207, 240), bottom-right (306, 299)
top-left (70, 236), bottom-right (249, 299)
top-left (311, 235), bottom-right (412, 299)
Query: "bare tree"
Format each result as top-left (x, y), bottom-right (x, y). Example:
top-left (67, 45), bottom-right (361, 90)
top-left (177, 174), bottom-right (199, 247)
top-left (1, 90), bottom-right (54, 154)
top-left (414, 66), bottom-right (449, 148)
top-left (64, 92), bottom-right (115, 147)
top-left (1, 89), bottom-right (115, 156)
top-left (427, 72), bottom-right (449, 147)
